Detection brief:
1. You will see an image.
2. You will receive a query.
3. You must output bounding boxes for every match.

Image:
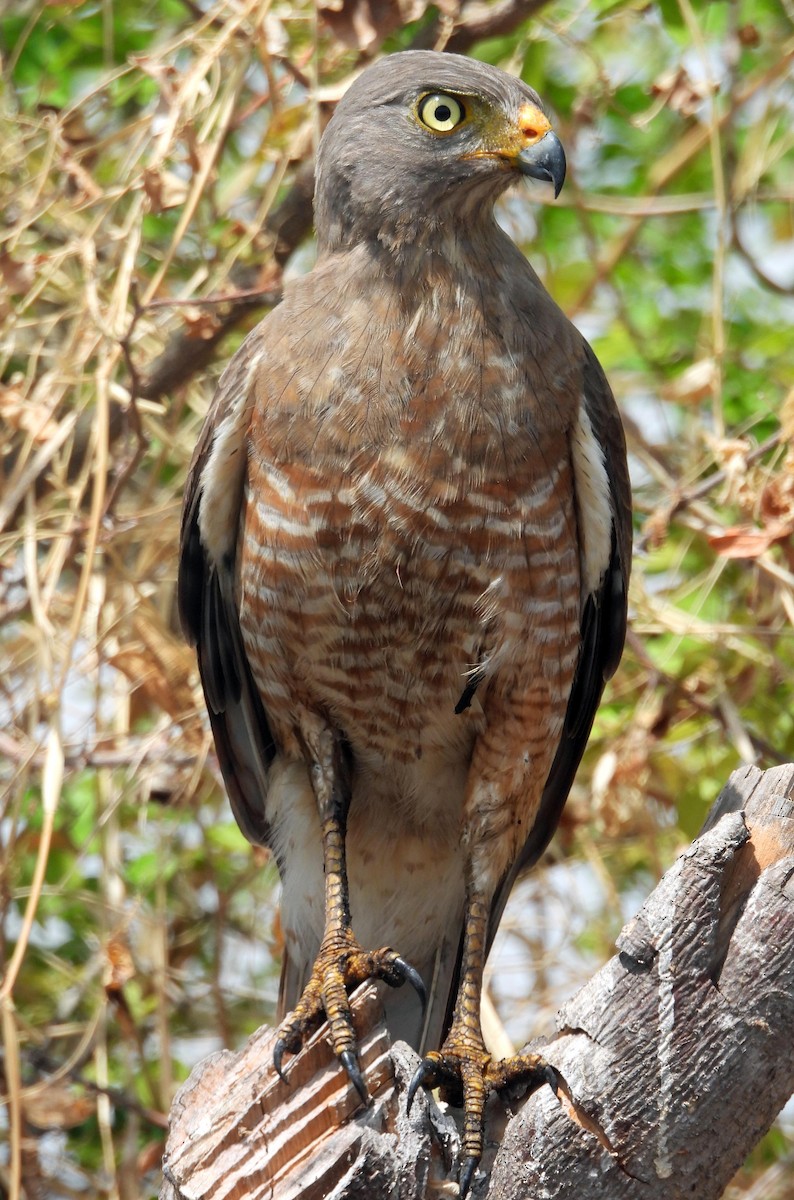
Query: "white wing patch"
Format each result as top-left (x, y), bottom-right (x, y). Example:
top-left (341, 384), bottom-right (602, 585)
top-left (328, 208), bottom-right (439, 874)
top-left (571, 399), bottom-right (613, 600)
top-left (197, 347), bottom-right (264, 565)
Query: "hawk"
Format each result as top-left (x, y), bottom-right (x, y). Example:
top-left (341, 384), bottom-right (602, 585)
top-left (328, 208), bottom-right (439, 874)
top-left (179, 49), bottom-right (631, 1193)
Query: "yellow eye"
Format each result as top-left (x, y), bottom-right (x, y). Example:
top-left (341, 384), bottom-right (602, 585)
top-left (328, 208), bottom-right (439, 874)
top-left (417, 93), bottom-right (466, 133)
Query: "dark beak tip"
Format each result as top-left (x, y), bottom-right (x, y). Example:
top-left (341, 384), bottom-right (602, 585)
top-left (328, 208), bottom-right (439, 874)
top-left (517, 131), bottom-right (567, 198)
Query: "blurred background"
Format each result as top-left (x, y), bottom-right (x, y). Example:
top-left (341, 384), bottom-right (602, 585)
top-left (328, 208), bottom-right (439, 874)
top-left (1, 0), bottom-right (793, 1195)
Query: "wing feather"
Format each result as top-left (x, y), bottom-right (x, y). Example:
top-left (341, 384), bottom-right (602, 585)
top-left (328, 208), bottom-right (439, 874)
top-left (486, 340), bottom-right (631, 952)
top-left (178, 334), bottom-right (276, 848)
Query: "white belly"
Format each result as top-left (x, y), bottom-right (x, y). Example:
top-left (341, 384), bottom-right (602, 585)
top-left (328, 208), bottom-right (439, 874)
top-left (268, 748), bottom-right (470, 971)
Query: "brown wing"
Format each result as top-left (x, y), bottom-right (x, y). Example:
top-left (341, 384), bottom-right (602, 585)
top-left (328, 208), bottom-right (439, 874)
top-left (178, 333), bottom-right (275, 848)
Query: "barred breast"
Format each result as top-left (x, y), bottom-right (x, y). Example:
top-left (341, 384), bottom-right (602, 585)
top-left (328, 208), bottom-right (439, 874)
top-left (235, 246), bottom-right (582, 958)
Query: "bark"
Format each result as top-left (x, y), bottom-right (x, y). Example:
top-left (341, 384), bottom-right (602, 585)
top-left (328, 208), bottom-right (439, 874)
top-left (160, 763), bottom-right (794, 1200)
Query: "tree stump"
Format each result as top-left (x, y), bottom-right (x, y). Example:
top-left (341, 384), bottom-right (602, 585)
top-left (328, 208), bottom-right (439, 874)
top-left (160, 763), bottom-right (794, 1199)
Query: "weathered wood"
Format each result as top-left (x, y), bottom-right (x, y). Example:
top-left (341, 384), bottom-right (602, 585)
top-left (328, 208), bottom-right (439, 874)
top-left (488, 762), bottom-right (794, 1198)
top-left (160, 763), bottom-right (794, 1199)
top-left (159, 985), bottom-right (456, 1200)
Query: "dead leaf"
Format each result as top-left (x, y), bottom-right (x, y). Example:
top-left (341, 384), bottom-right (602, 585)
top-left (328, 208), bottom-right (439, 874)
top-left (0, 252), bottom-right (35, 296)
top-left (137, 1139), bottom-right (165, 1175)
top-left (319, 0), bottom-right (432, 51)
top-left (707, 435), bottom-right (752, 491)
top-left (708, 521), bottom-right (791, 559)
top-left (37, 104), bottom-right (94, 148)
top-left (760, 468), bottom-right (794, 530)
top-left (661, 358), bottom-right (717, 405)
top-left (23, 1083), bottom-right (94, 1131)
top-left (650, 65), bottom-right (715, 119)
top-left (108, 612), bottom-right (196, 723)
top-left (0, 384), bottom-right (61, 441)
top-left (641, 503), bottom-right (674, 550)
top-left (58, 150), bottom-right (103, 202)
top-left (182, 306), bottom-right (223, 342)
top-left (104, 933), bottom-right (135, 993)
top-left (737, 24), bottom-right (760, 47)
top-left (142, 166), bottom-right (189, 212)
top-left (129, 55), bottom-right (180, 101)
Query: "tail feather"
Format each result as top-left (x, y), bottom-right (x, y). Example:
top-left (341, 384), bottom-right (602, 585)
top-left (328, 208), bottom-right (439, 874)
top-left (277, 946), bottom-right (307, 1023)
top-left (389, 931), bottom-right (462, 1055)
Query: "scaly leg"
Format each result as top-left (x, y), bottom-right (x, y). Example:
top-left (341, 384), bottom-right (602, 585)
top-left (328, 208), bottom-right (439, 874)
top-left (273, 726), bottom-right (425, 1100)
top-left (408, 889), bottom-right (555, 1197)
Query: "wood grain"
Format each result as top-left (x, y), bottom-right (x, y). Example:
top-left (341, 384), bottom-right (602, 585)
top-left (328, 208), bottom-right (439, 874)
top-left (161, 763), bottom-right (794, 1199)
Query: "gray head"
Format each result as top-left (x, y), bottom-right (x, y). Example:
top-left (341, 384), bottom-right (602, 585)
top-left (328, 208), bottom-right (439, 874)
top-left (314, 50), bottom-right (566, 255)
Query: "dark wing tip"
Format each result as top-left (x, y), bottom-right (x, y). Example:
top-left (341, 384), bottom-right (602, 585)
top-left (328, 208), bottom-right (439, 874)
top-left (177, 504), bottom-right (203, 648)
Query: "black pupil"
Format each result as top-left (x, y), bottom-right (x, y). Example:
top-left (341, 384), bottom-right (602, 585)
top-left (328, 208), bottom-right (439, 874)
top-left (435, 103), bottom-right (452, 123)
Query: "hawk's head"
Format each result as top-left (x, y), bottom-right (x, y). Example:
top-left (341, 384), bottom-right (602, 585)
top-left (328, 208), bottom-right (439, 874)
top-left (315, 50), bottom-right (566, 254)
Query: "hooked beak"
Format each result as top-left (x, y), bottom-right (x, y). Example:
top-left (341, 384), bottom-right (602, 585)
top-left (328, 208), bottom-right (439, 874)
top-left (516, 130), bottom-right (566, 198)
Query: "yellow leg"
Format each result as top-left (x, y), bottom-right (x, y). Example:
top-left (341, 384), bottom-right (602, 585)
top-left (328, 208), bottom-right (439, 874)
top-left (408, 889), bottom-right (554, 1197)
top-left (274, 729), bottom-right (425, 1099)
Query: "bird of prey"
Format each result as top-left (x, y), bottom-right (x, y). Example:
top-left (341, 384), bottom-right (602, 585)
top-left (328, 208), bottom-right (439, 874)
top-left (179, 49), bottom-right (631, 1192)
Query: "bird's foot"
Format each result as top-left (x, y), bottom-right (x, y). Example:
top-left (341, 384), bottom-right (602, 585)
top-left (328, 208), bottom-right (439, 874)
top-left (407, 1036), bottom-right (556, 1198)
top-left (274, 932), bottom-right (425, 1102)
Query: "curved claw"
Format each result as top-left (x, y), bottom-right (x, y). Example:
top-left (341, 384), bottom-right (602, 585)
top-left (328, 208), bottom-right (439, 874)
top-left (406, 1058), bottom-right (435, 1115)
top-left (273, 1038), bottom-right (290, 1085)
top-left (543, 1063), bottom-right (559, 1095)
top-left (340, 1048), bottom-right (369, 1105)
top-left (393, 955), bottom-right (427, 1013)
top-left (459, 1155), bottom-right (479, 1199)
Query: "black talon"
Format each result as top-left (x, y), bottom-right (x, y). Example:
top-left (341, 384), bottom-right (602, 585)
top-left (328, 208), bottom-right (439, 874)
top-left (406, 1059), bottom-right (434, 1115)
top-left (543, 1063), bottom-right (559, 1094)
top-left (341, 1048), bottom-right (368, 1105)
top-left (393, 955), bottom-right (427, 1012)
top-left (459, 1155), bottom-right (479, 1199)
top-left (273, 1038), bottom-right (290, 1084)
